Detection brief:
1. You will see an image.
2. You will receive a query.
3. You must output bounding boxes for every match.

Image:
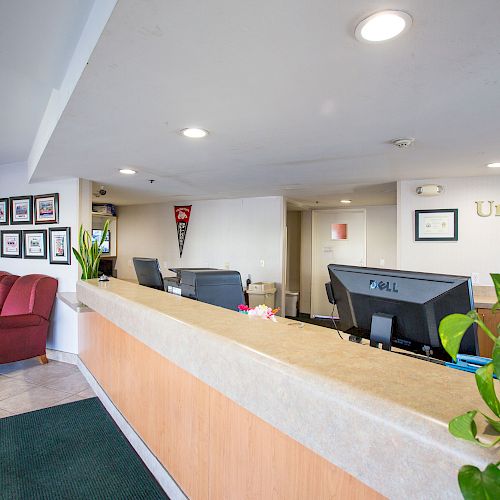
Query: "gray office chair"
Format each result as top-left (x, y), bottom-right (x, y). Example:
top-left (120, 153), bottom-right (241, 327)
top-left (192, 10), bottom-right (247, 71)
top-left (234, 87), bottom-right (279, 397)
top-left (133, 257), bottom-right (164, 290)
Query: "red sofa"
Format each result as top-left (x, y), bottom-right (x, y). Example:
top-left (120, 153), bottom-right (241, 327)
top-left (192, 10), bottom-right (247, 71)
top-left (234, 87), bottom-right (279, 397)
top-left (0, 273), bottom-right (58, 364)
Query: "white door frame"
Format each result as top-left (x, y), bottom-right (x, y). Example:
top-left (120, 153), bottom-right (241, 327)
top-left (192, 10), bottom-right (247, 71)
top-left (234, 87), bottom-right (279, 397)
top-left (310, 209), bottom-right (367, 318)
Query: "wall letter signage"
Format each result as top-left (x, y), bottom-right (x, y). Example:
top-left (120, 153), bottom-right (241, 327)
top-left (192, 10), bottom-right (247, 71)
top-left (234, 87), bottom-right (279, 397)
top-left (475, 201), bottom-right (495, 217)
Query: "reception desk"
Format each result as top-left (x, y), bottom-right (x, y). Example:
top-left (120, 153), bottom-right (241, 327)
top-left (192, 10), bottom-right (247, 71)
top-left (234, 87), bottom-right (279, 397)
top-left (76, 278), bottom-right (495, 499)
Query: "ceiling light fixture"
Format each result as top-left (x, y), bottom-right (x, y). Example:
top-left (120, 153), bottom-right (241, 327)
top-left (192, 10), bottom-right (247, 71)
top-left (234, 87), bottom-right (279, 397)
top-left (181, 128), bottom-right (208, 138)
top-left (355, 11), bottom-right (412, 43)
top-left (119, 168), bottom-right (137, 175)
top-left (340, 199), bottom-right (352, 204)
top-left (487, 162), bottom-right (500, 168)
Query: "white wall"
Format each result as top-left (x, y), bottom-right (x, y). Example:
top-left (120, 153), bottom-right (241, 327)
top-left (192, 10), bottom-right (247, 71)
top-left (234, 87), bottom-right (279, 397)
top-left (0, 163), bottom-right (80, 353)
top-left (299, 206), bottom-right (397, 314)
top-left (116, 196), bottom-right (286, 309)
top-left (398, 176), bottom-right (500, 285)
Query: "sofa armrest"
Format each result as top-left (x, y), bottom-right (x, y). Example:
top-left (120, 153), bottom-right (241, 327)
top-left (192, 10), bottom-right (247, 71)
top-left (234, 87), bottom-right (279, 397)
top-left (0, 314), bottom-right (43, 329)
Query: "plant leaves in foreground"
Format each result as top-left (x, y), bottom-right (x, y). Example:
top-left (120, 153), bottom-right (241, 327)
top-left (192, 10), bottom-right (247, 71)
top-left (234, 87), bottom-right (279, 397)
top-left (475, 363), bottom-right (500, 418)
top-left (458, 463), bottom-right (500, 500)
top-left (492, 337), bottom-right (500, 379)
top-left (439, 313), bottom-right (475, 360)
top-left (491, 274), bottom-right (500, 304)
top-left (449, 411), bottom-right (480, 443)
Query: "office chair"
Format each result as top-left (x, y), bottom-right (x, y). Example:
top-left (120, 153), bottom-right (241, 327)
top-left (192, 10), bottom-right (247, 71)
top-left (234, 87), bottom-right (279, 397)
top-left (325, 282), bottom-right (335, 305)
top-left (133, 258), bottom-right (165, 290)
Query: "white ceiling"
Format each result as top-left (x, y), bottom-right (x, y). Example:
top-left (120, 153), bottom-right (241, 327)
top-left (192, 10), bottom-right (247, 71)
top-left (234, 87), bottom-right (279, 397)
top-left (0, 0), bottom-right (95, 166)
top-left (31, 0), bottom-right (500, 206)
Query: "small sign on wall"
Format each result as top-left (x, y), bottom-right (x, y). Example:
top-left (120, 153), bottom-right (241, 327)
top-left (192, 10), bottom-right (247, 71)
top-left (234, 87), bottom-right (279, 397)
top-left (331, 223), bottom-right (348, 240)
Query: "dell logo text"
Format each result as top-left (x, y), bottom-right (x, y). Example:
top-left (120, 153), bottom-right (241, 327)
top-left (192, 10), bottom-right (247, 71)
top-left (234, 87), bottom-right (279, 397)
top-left (370, 280), bottom-right (399, 293)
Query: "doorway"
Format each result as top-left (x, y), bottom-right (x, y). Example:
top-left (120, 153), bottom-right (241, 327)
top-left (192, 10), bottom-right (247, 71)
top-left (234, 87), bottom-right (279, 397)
top-left (311, 209), bottom-right (366, 318)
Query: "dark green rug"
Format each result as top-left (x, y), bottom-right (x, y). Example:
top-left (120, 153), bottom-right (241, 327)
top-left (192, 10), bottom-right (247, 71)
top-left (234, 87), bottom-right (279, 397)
top-left (0, 397), bottom-right (168, 499)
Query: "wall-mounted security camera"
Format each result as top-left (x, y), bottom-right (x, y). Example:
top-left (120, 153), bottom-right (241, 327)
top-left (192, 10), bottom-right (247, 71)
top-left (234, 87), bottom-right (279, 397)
top-left (98, 186), bottom-right (107, 196)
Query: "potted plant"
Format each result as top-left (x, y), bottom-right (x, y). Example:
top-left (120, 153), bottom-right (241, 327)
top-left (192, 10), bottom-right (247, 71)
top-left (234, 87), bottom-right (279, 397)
top-left (72, 220), bottom-right (110, 280)
top-left (439, 273), bottom-right (500, 498)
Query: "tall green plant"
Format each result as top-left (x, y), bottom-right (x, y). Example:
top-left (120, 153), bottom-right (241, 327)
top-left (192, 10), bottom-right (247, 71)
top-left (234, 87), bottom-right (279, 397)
top-left (72, 220), bottom-right (110, 279)
top-left (439, 273), bottom-right (500, 499)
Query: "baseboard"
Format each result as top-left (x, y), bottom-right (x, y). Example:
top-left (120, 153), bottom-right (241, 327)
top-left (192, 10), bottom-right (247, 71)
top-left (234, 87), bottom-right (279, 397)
top-left (77, 358), bottom-right (187, 500)
top-left (46, 349), bottom-right (78, 365)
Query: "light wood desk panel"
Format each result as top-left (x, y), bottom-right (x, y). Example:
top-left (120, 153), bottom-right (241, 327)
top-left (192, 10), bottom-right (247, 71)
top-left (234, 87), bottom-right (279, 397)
top-left (79, 311), bottom-right (382, 500)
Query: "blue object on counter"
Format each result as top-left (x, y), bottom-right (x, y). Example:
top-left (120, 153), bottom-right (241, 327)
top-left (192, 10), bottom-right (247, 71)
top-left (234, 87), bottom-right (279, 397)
top-left (446, 354), bottom-right (497, 378)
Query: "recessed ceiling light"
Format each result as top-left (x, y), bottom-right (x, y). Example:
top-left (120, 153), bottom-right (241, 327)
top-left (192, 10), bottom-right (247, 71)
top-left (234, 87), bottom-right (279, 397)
top-left (181, 128), bottom-right (208, 138)
top-left (340, 199), bottom-right (352, 204)
top-left (355, 11), bottom-right (412, 43)
top-left (487, 162), bottom-right (500, 168)
top-left (119, 168), bottom-right (137, 175)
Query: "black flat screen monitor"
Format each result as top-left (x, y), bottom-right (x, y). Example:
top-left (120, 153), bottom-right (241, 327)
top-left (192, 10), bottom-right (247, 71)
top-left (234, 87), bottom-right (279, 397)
top-left (133, 257), bottom-right (164, 290)
top-left (328, 265), bottom-right (478, 360)
top-left (92, 229), bottom-right (110, 254)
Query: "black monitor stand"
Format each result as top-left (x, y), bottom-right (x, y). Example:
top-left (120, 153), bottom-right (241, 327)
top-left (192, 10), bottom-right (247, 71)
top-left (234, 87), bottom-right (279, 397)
top-left (369, 313), bottom-right (395, 351)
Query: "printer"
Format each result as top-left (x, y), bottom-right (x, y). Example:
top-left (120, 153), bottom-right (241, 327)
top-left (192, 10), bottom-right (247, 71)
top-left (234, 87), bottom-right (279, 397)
top-left (165, 269), bottom-right (245, 311)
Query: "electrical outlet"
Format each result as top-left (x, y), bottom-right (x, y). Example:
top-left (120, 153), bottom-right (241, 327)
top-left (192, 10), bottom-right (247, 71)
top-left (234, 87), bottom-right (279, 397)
top-left (128, 259), bottom-right (132, 268)
top-left (163, 262), bottom-right (168, 270)
top-left (224, 262), bottom-right (230, 270)
top-left (471, 272), bottom-right (480, 284)
top-left (260, 259), bottom-right (265, 267)
top-left (379, 258), bottom-right (385, 266)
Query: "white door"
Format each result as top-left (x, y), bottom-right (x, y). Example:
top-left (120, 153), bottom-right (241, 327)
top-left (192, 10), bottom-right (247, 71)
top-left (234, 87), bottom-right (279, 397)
top-left (311, 209), bottom-right (366, 317)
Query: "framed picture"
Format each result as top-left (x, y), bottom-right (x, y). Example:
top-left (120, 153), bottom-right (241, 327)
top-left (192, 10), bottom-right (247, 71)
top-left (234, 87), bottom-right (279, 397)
top-left (34, 193), bottom-right (59, 224)
top-left (415, 209), bottom-right (458, 241)
top-left (0, 198), bottom-right (8, 225)
top-left (49, 227), bottom-right (71, 265)
top-left (331, 223), bottom-right (348, 240)
top-left (1, 230), bottom-right (22, 258)
top-left (10, 196), bottom-right (33, 225)
top-left (23, 230), bottom-right (47, 259)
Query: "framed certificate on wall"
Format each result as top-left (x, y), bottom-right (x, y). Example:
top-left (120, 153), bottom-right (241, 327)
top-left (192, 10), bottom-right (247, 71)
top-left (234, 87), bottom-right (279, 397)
top-left (415, 209), bottom-right (458, 241)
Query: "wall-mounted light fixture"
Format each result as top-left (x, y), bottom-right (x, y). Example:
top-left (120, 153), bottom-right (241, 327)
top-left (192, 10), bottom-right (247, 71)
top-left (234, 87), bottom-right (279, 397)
top-left (415, 184), bottom-right (444, 196)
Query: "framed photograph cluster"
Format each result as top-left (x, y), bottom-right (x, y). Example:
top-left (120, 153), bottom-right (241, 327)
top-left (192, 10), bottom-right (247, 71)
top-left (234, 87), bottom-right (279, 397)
top-left (0, 192), bottom-right (69, 264)
top-left (1, 228), bottom-right (70, 263)
top-left (0, 194), bottom-right (59, 226)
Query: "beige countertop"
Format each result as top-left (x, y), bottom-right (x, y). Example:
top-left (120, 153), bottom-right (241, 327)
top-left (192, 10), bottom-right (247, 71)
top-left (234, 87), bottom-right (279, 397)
top-left (473, 286), bottom-right (497, 309)
top-left (56, 292), bottom-right (91, 313)
top-left (77, 278), bottom-right (497, 500)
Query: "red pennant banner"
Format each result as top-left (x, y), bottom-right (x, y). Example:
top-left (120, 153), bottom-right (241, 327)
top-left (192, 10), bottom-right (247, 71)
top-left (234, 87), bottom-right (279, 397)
top-left (174, 205), bottom-right (192, 257)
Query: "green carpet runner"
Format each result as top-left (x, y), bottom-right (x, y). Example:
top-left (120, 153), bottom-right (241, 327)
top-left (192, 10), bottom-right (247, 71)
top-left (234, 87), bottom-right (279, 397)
top-left (0, 397), bottom-right (168, 499)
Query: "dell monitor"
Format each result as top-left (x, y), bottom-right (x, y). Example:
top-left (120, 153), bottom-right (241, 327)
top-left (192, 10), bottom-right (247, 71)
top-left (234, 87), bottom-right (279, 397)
top-left (133, 257), bottom-right (164, 290)
top-left (328, 265), bottom-right (478, 360)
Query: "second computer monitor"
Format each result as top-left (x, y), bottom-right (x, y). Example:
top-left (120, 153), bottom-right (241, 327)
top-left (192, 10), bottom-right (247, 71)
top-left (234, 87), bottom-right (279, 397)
top-left (328, 264), bottom-right (478, 360)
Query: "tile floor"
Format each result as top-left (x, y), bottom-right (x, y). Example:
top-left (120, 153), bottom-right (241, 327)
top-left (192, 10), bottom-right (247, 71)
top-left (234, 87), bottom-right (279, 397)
top-left (0, 358), bottom-right (95, 417)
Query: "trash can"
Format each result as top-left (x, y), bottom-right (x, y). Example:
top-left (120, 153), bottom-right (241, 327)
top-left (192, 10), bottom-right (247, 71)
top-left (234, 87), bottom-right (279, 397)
top-left (285, 291), bottom-right (299, 317)
top-left (247, 282), bottom-right (277, 308)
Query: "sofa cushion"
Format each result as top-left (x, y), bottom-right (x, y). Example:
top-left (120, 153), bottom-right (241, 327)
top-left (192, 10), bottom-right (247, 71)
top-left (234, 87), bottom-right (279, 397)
top-left (0, 275), bottom-right (19, 311)
top-left (1, 275), bottom-right (58, 319)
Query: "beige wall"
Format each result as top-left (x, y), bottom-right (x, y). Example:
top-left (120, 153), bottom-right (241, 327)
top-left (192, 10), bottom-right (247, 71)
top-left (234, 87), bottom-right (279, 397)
top-left (366, 206), bottom-right (397, 269)
top-left (299, 206), bottom-right (397, 315)
top-left (286, 211), bottom-right (301, 292)
top-left (300, 211), bottom-right (313, 314)
top-left (116, 196), bottom-right (286, 308)
top-left (398, 176), bottom-right (500, 285)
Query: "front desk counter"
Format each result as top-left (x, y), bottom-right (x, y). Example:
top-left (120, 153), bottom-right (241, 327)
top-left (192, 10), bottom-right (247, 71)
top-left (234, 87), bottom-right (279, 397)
top-left (76, 278), bottom-right (496, 500)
